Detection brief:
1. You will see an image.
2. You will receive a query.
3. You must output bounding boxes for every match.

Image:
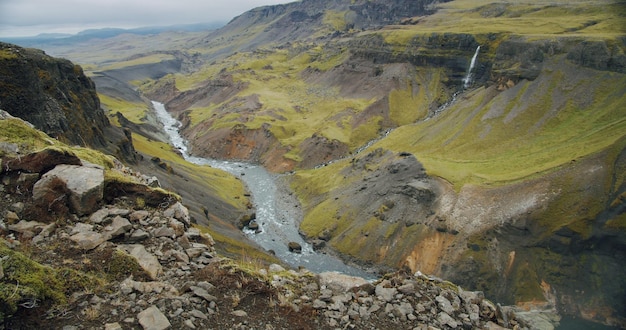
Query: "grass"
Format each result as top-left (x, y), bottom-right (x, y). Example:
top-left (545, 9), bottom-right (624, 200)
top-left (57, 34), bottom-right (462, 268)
top-left (196, 225), bottom-right (280, 265)
top-left (381, 0), bottom-right (626, 39)
top-left (177, 45), bottom-right (381, 161)
top-left (131, 134), bottom-right (248, 209)
top-left (97, 53), bottom-right (176, 71)
top-left (99, 94), bottom-right (150, 123)
top-left (375, 61), bottom-right (626, 190)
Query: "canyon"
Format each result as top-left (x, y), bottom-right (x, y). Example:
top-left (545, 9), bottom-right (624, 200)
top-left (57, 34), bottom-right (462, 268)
top-left (1, 0), bottom-right (625, 328)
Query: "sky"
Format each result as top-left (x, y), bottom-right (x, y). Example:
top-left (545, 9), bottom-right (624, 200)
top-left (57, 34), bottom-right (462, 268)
top-left (0, 0), bottom-right (293, 38)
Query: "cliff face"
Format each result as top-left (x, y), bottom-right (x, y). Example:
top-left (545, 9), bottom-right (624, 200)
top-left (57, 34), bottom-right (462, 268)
top-left (0, 42), bottom-right (108, 147)
top-left (0, 42), bottom-right (138, 163)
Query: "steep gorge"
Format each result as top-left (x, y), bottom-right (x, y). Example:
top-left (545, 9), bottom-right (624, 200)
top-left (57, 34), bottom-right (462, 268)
top-left (18, 0), bottom-right (626, 327)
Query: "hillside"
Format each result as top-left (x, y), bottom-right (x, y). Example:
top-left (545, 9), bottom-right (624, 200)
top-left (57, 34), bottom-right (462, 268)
top-left (0, 58), bottom-right (532, 328)
top-left (8, 0), bottom-right (626, 327)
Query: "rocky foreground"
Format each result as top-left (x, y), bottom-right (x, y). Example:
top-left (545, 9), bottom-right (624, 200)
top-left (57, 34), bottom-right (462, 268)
top-left (0, 113), bottom-right (554, 329)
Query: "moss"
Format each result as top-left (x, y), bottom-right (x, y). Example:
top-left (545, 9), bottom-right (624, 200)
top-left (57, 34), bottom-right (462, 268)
top-left (0, 118), bottom-right (59, 153)
top-left (0, 242), bottom-right (66, 319)
top-left (107, 249), bottom-right (144, 281)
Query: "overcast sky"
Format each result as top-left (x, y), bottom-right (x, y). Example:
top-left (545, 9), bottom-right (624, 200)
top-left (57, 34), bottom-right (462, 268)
top-left (0, 0), bottom-right (293, 38)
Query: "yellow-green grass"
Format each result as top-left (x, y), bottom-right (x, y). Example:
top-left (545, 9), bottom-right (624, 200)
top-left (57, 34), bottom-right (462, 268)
top-left (131, 133), bottom-right (248, 210)
top-left (0, 118), bottom-right (59, 153)
top-left (388, 68), bottom-right (444, 125)
top-left (378, 0), bottom-right (625, 42)
top-left (95, 54), bottom-right (177, 71)
top-left (196, 225), bottom-right (280, 265)
top-left (323, 10), bottom-right (349, 31)
top-left (99, 94), bottom-right (150, 123)
top-left (377, 65), bottom-right (626, 190)
top-left (182, 47), bottom-right (381, 160)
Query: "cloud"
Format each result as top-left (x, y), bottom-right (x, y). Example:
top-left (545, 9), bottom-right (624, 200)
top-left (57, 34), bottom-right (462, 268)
top-left (0, 0), bottom-right (292, 37)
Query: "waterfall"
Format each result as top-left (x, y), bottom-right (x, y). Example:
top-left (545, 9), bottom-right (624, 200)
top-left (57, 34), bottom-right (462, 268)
top-left (463, 45), bottom-right (481, 88)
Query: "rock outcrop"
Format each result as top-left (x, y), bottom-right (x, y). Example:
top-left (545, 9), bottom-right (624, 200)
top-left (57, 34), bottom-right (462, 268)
top-left (0, 42), bottom-right (138, 163)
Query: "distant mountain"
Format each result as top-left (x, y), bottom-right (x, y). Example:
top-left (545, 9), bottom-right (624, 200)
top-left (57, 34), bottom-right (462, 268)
top-left (0, 23), bottom-right (223, 48)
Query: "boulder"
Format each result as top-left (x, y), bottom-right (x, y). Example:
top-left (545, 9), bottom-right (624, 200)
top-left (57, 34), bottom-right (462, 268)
top-left (118, 244), bottom-right (163, 280)
top-left (33, 164), bottom-right (104, 216)
top-left (288, 241), bottom-right (302, 253)
top-left (318, 272), bottom-right (369, 293)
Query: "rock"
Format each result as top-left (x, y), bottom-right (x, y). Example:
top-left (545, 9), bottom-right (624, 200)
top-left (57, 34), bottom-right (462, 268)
top-left (269, 264), bottom-right (286, 273)
top-left (1, 148), bottom-right (81, 174)
top-left (7, 220), bottom-right (44, 234)
top-left (104, 322), bottom-right (123, 330)
top-left (32, 223), bottom-right (56, 244)
top-left (311, 239), bottom-right (326, 250)
top-left (70, 231), bottom-right (106, 250)
top-left (71, 222), bottom-right (94, 234)
top-left (9, 202), bottom-right (24, 214)
top-left (375, 284), bottom-right (397, 303)
top-left (119, 245), bottom-right (163, 280)
top-left (104, 216), bottom-right (132, 239)
top-left (138, 306), bottom-right (171, 330)
top-left (319, 272), bottom-right (370, 293)
top-left (190, 309), bottom-right (208, 320)
top-left (164, 202), bottom-right (190, 226)
top-left (288, 241), bottom-right (302, 253)
top-left (190, 286), bottom-right (218, 302)
top-left (153, 226), bottom-right (176, 238)
top-left (89, 208), bottom-right (110, 224)
top-left (33, 164), bottom-right (104, 216)
top-left (438, 311), bottom-right (459, 328)
top-left (232, 310), bottom-right (248, 317)
top-left (435, 295), bottom-right (455, 315)
top-left (130, 210), bottom-right (150, 222)
top-left (248, 220), bottom-right (259, 230)
top-left (130, 229), bottom-right (150, 242)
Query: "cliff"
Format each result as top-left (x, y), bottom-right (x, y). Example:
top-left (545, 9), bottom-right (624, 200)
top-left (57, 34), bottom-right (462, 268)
top-left (0, 42), bottom-right (137, 163)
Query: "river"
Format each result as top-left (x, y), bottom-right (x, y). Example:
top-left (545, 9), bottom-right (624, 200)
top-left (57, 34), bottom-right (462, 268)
top-left (151, 101), bottom-right (373, 278)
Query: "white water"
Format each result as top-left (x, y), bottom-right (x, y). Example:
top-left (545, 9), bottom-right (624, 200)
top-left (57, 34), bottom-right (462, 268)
top-left (463, 45), bottom-right (481, 88)
top-left (151, 101), bottom-right (373, 278)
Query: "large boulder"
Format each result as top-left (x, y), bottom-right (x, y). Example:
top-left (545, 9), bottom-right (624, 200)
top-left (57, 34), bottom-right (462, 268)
top-left (32, 163), bottom-right (104, 216)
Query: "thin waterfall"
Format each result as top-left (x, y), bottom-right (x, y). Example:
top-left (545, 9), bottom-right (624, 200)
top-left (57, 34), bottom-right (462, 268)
top-left (463, 45), bottom-right (481, 88)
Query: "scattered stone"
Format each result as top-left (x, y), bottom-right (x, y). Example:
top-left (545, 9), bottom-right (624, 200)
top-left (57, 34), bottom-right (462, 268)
top-left (319, 272), bottom-right (370, 293)
top-left (130, 210), bottom-right (151, 222)
top-left (119, 244), bottom-right (163, 280)
top-left (269, 264), bottom-right (286, 273)
top-left (190, 286), bottom-right (218, 303)
top-left (70, 231), bottom-right (106, 250)
top-left (232, 310), bottom-right (248, 317)
top-left (7, 220), bottom-right (44, 234)
top-left (288, 241), bottom-right (302, 253)
top-left (138, 306), bottom-right (171, 330)
top-left (104, 216), bottom-right (132, 239)
top-left (104, 322), bottom-right (123, 330)
top-left (164, 202), bottom-right (190, 226)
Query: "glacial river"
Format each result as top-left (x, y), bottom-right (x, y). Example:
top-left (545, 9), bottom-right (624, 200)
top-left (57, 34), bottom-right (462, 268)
top-left (152, 101), bottom-right (372, 278)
